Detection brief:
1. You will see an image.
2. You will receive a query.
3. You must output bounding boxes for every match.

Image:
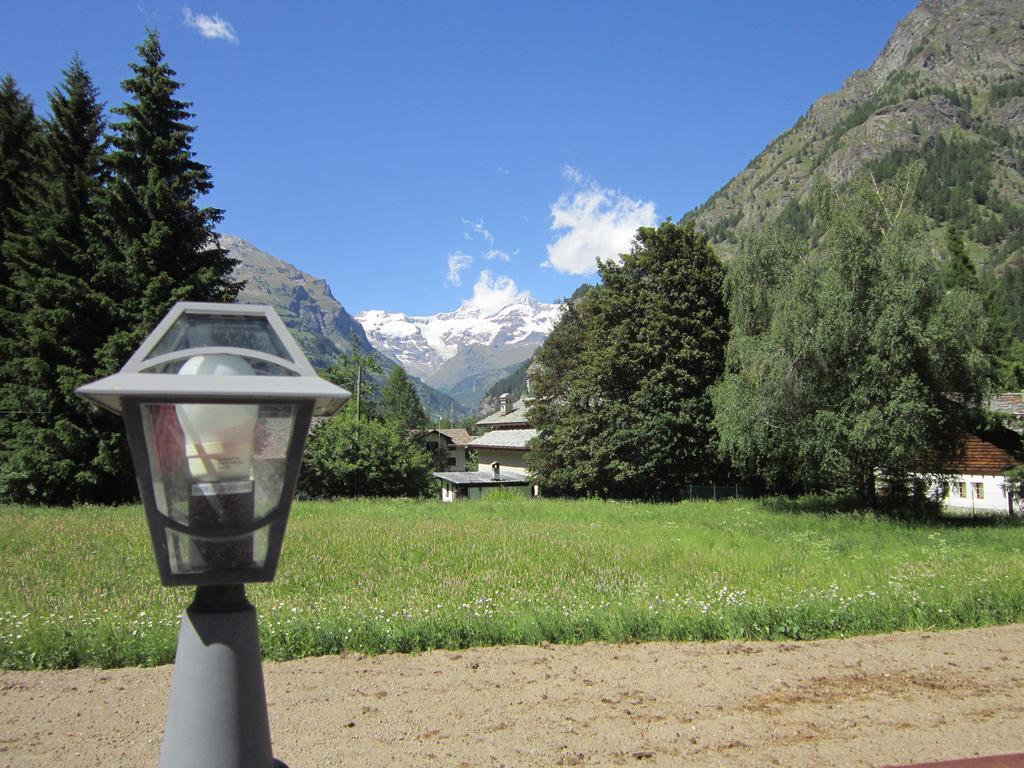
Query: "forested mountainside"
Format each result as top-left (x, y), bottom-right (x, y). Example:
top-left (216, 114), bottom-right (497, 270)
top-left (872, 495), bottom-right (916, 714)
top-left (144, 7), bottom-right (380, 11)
top-left (686, 0), bottom-right (1023, 290)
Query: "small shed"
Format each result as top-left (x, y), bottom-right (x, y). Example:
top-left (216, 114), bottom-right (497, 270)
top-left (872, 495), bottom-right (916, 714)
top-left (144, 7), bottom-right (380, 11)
top-left (434, 463), bottom-right (531, 502)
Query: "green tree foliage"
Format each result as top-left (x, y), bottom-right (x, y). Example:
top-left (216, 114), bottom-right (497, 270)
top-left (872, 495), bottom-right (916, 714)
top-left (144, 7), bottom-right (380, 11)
top-left (528, 221), bottom-right (730, 500)
top-left (713, 168), bottom-right (990, 503)
top-left (0, 35), bottom-right (242, 504)
top-left (98, 30), bottom-right (240, 371)
top-left (942, 222), bottom-right (978, 291)
top-left (300, 353), bottom-right (433, 498)
top-left (381, 365), bottom-right (427, 433)
top-left (0, 78), bottom-right (40, 387)
top-left (322, 344), bottom-right (384, 423)
top-left (0, 76), bottom-right (40, 464)
top-left (1007, 466), bottom-right (1024, 516)
top-left (298, 410), bottom-right (433, 499)
top-left (0, 57), bottom-right (131, 503)
top-left (0, 76), bottom-right (39, 281)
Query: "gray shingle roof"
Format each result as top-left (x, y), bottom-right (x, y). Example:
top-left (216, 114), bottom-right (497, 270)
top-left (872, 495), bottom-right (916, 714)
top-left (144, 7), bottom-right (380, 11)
top-left (427, 428), bottom-right (472, 446)
top-left (468, 428), bottom-right (538, 450)
top-left (476, 398), bottom-right (531, 428)
top-left (433, 469), bottom-right (529, 486)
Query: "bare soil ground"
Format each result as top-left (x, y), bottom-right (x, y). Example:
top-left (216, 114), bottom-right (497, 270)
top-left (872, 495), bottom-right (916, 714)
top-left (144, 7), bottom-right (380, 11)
top-left (3, 625), bottom-right (1024, 767)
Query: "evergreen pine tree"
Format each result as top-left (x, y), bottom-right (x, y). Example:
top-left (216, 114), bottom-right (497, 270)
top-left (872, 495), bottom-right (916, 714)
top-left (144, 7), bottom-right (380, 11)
top-left (0, 76), bottom-right (39, 267)
top-left (0, 76), bottom-right (41, 484)
top-left (943, 222), bottom-right (978, 292)
top-left (381, 365), bottom-right (428, 433)
top-left (98, 30), bottom-right (240, 372)
top-left (0, 56), bottom-right (132, 503)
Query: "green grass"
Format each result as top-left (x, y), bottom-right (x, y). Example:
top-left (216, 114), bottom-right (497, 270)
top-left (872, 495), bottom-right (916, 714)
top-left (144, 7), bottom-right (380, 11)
top-left (3, 496), bottom-right (1024, 669)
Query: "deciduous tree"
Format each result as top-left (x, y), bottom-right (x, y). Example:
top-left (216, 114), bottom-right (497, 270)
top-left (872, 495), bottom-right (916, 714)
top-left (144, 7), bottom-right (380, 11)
top-left (298, 410), bottom-right (433, 499)
top-left (713, 168), bottom-right (990, 504)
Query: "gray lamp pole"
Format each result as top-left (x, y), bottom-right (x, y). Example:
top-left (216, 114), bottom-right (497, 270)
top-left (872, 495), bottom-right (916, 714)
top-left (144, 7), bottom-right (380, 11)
top-left (77, 302), bottom-right (350, 768)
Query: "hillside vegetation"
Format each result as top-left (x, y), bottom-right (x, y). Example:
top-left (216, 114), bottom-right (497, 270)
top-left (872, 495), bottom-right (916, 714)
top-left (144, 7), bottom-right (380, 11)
top-left (686, 0), bottom-right (1024, 341)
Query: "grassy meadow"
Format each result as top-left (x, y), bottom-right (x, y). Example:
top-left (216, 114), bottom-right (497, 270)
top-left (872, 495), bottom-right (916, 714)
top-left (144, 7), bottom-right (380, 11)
top-left (2, 495), bottom-right (1024, 669)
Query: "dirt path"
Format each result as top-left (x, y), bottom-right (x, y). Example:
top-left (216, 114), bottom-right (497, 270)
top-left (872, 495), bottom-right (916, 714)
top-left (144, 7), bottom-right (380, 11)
top-left (3, 625), bottom-right (1024, 767)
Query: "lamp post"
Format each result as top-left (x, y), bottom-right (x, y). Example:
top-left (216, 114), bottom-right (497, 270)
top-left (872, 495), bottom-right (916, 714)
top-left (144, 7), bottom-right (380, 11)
top-left (77, 302), bottom-right (350, 768)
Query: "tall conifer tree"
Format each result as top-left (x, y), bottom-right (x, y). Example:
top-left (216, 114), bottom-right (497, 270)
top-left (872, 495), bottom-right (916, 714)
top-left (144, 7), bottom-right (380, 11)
top-left (382, 366), bottom-right (428, 433)
top-left (99, 30), bottom-right (240, 371)
top-left (0, 76), bottom-right (41, 486)
top-left (0, 56), bottom-right (131, 503)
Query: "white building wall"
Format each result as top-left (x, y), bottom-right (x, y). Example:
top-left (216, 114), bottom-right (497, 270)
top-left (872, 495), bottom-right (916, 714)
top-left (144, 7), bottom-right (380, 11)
top-left (475, 448), bottom-right (528, 475)
top-left (936, 473), bottom-right (1014, 514)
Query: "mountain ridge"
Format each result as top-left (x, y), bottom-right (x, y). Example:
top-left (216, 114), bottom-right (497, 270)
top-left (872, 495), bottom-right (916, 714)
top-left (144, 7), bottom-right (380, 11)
top-left (356, 296), bottom-right (559, 407)
top-left (223, 235), bottom-right (472, 420)
top-left (686, 0), bottom-right (1024, 275)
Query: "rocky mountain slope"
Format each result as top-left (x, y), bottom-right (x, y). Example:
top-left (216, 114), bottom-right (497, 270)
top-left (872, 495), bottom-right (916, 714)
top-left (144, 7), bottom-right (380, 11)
top-left (224, 235), bottom-right (470, 419)
top-left (686, 0), bottom-right (1024, 274)
top-left (357, 297), bottom-right (559, 408)
top-left (227, 235), bottom-right (372, 368)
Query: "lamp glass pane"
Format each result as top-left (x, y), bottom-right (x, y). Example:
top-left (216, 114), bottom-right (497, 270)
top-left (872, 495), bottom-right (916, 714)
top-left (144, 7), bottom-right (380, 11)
top-left (147, 313), bottom-right (293, 361)
top-left (165, 524), bottom-right (271, 575)
top-left (140, 402), bottom-right (298, 526)
top-left (141, 357), bottom-right (299, 376)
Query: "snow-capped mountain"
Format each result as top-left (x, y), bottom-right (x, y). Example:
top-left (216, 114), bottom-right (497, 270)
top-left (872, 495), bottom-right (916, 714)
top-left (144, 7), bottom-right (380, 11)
top-left (356, 296), bottom-right (560, 402)
top-left (222, 235), bottom-right (472, 419)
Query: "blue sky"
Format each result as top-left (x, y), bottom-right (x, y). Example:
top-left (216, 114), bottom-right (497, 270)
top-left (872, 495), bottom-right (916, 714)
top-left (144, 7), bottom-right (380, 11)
top-left (3, 0), bottom-right (916, 316)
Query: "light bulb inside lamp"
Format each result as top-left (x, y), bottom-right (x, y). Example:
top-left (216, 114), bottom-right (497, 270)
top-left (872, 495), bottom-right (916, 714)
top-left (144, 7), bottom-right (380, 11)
top-left (176, 355), bottom-right (259, 483)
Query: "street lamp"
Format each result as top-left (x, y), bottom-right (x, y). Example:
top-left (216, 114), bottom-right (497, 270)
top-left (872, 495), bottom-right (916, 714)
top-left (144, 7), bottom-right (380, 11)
top-left (77, 302), bottom-right (350, 768)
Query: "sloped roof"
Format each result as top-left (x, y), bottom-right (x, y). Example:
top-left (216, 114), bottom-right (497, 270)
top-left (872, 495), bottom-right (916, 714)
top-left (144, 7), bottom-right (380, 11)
top-left (477, 398), bottom-right (531, 428)
top-left (942, 430), bottom-right (1022, 475)
top-left (426, 428), bottom-right (472, 446)
top-left (468, 428), bottom-right (538, 451)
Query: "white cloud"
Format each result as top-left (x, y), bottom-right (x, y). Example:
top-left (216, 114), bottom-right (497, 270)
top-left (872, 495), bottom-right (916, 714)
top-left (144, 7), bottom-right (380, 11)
top-left (483, 248), bottom-right (511, 262)
top-left (498, 166), bottom-right (510, 175)
top-left (446, 251), bottom-right (473, 286)
top-left (460, 217), bottom-right (494, 245)
top-left (183, 7), bottom-right (239, 43)
top-left (543, 166), bottom-right (657, 275)
top-left (467, 271), bottom-right (530, 314)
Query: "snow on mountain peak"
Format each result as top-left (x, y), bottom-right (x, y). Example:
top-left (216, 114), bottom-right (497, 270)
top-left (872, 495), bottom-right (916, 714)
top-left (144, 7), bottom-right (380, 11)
top-left (355, 294), bottom-right (560, 382)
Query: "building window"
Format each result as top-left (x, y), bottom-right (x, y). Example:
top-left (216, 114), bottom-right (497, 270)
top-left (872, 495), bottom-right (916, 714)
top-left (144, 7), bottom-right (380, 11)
top-left (972, 482), bottom-right (985, 500)
top-left (447, 457), bottom-right (457, 467)
top-left (955, 481), bottom-right (967, 498)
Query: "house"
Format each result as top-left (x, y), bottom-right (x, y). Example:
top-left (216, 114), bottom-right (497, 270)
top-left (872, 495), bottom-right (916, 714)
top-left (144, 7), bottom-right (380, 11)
top-left (433, 392), bottom-right (539, 501)
top-left (467, 393), bottom-right (537, 475)
top-left (924, 428), bottom-right (1022, 515)
top-left (423, 428), bottom-right (471, 472)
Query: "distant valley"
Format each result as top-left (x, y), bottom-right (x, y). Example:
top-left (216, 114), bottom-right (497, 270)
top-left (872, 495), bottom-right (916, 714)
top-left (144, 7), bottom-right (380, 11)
top-left (226, 0), bottom-right (1024, 416)
top-left (225, 235), bottom-right (560, 416)
top-left (357, 298), bottom-right (558, 408)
